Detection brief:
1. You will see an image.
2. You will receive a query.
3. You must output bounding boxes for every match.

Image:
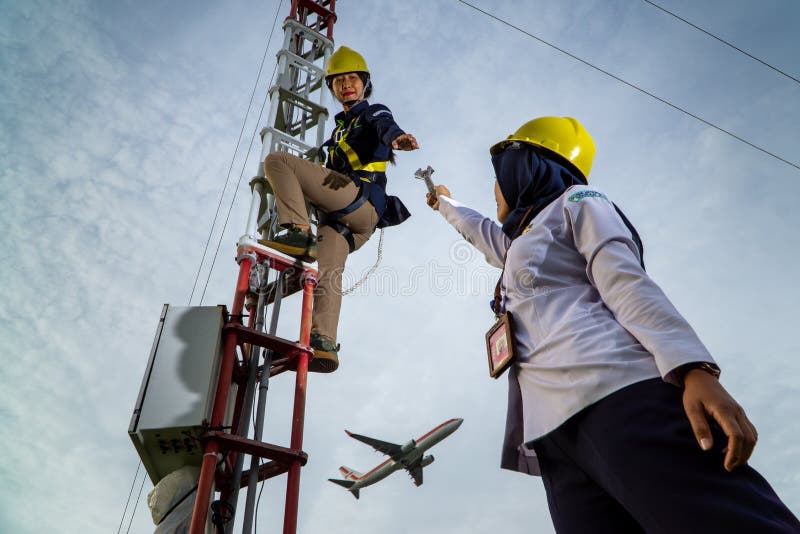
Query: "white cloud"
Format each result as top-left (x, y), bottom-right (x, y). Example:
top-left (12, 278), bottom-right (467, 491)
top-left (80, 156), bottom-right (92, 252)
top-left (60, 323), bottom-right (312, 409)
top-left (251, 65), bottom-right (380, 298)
top-left (1, 0), bottom-right (799, 531)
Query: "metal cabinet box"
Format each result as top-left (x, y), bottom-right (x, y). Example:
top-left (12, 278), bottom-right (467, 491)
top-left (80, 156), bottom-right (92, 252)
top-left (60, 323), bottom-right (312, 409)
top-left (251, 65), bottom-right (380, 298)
top-left (129, 305), bottom-right (228, 483)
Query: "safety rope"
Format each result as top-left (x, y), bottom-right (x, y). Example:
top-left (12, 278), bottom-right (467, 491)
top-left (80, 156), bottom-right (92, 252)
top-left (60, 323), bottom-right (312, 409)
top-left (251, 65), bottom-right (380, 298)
top-left (342, 227), bottom-right (384, 296)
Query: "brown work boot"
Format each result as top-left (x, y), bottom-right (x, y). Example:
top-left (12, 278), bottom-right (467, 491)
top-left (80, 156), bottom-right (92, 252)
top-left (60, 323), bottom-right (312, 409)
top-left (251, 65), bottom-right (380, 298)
top-left (259, 226), bottom-right (317, 262)
top-left (309, 332), bottom-right (339, 373)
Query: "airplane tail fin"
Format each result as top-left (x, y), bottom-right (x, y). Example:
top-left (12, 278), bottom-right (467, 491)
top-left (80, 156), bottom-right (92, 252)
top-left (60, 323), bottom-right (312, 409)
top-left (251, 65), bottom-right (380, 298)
top-left (338, 465), bottom-right (362, 480)
top-left (328, 478), bottom-right (360, 499)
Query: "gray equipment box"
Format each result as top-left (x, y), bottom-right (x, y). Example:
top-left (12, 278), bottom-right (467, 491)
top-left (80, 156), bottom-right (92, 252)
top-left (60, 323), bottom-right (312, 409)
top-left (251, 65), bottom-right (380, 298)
top-left (129, 305), bottom-right (231, 484)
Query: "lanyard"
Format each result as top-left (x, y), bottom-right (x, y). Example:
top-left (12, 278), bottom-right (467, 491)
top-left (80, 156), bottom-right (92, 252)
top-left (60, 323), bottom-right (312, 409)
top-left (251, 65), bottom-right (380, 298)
top-left (492, 204), bottom-right (536, 317)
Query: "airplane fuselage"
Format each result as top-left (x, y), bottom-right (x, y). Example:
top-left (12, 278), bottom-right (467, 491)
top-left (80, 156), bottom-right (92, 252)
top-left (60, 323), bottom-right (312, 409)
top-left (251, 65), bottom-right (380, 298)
top-left (339, 418), bottom-right (463, 493)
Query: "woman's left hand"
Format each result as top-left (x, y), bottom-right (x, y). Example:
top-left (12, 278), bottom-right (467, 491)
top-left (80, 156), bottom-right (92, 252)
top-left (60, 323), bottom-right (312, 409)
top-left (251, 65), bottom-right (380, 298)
top-left (392, 133), bottom-right (419, 151)
top-left (682, 370), bottom-right (758, 472)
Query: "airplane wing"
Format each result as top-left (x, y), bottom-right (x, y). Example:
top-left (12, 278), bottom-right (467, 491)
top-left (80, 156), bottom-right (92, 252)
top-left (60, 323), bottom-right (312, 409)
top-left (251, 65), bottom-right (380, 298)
top-left (345, 430), bottom-right (403, 458)
top-left (407, 465), bottom-right (423, 487)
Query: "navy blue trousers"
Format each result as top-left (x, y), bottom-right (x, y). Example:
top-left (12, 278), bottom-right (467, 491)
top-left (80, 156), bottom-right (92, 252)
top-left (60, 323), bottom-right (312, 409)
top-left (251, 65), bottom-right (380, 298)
top-left (531, 378), bottom-right (800, 534)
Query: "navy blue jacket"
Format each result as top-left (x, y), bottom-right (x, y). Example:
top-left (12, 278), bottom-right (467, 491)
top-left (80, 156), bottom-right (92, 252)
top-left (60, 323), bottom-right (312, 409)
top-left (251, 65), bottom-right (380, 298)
top-left (322, 100), bottom-right (410, 227)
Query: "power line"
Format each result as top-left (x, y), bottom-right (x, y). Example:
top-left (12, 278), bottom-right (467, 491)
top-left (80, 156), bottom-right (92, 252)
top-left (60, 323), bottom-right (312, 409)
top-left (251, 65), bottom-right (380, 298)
top-left (643, 0), bottom-right (800, 85)
top-left (188, 0), bottom-right (285, 306)
top-left (455, 0), bottom-right (800, 172)
top-left (125, 469), bottom-right (148, 534)
top-left (120, 2), bottom-right (286, 529)
top-left (116, 461), bottom-right (141, 534)
top-left (199, 1), bottom-right (283, 305)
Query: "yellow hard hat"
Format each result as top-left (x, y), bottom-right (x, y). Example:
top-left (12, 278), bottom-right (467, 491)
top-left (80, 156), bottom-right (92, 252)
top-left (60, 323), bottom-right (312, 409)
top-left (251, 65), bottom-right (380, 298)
top-left (325, 46), bottom-right (370, 78)
top-left (490, 117), bottom-right (596, 181)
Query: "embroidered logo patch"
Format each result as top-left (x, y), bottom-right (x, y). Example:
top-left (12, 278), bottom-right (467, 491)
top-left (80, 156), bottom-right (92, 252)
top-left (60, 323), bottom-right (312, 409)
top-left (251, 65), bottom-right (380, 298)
top-left (568, 190), bottom-right (608, 203)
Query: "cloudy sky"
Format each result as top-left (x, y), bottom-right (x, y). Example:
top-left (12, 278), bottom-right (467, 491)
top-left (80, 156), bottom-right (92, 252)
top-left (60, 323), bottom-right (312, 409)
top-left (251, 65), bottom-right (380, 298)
top-left (2, 0), bottom-right (799, 532)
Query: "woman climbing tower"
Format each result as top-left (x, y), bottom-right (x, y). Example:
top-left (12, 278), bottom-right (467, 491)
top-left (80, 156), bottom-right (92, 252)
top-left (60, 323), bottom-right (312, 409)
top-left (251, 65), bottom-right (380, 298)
top-left (262, 46), bottom-right (418, 373)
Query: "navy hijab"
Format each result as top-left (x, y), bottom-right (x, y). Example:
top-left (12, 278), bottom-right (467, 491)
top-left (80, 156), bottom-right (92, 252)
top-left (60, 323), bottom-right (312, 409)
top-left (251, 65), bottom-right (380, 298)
top-left (492, 143), bottom-right (644, 265)
top-left (492, 143), bottom-right (586, 239)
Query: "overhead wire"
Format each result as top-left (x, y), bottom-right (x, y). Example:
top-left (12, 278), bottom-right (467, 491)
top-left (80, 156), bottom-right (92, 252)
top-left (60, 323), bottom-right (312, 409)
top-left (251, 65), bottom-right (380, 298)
top-left (199, 0), bottom-right (284, 305)
top-left (120, 0), bottom-right (798, 528)
top-left (116, 461), bottom-right (141, 534)
top-left (125, 470), bottom-right (148, 534)
top-left (455, 0), bottom-right (800, 172)
top-left (643, 0), bottom-right (800, 85)
top-left (118, 1), bottom-right (285, 530)
top-left (189, 0), bottom-right (285, 306)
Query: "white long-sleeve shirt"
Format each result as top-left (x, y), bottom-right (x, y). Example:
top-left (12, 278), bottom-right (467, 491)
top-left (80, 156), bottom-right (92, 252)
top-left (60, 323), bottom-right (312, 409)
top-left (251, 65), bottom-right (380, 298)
top-left (437, 186), bottom-right (716, 475)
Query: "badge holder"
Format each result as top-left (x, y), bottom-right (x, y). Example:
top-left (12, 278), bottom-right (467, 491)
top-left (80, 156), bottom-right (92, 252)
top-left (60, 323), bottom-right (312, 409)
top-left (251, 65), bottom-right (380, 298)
top-left (485, 311), bottom-right (515, 378)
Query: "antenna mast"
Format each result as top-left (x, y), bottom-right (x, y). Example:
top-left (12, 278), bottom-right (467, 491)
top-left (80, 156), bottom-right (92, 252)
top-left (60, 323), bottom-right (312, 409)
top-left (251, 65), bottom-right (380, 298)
top-left (130, 2), bottom-right (337, 533)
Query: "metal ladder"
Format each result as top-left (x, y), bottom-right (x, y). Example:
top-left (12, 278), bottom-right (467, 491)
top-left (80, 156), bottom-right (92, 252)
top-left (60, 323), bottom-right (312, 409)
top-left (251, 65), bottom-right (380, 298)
top-left (189, 2), bottom-right (337, 533)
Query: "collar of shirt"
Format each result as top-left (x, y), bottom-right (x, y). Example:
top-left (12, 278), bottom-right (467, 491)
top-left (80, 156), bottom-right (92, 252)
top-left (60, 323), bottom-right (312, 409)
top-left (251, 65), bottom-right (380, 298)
top-left (334, 99), bottom-right (370, 122)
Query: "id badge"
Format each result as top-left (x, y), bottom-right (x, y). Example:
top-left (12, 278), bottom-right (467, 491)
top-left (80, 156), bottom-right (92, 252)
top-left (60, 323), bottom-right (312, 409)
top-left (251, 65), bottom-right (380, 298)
top-left (485, 311), bottom-right (516, 379)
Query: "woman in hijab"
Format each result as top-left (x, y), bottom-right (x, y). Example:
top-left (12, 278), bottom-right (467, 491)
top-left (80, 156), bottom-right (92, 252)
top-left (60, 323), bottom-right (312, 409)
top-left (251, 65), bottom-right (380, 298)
top-left (427, 117), bottom-right (799, 533)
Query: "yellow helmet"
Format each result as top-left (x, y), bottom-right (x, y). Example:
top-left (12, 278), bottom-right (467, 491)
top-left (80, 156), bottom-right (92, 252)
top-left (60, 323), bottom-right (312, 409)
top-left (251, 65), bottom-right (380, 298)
top-left (490, 117), bottom-right (596, 181)
top-left (325, 46), bottom-right (370, 78)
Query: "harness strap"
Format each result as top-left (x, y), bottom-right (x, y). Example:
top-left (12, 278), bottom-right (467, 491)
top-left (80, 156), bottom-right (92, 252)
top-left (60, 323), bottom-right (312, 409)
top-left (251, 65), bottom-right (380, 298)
top-left (330, 118), bottom-right (389, 173)
top-left (317, 179), bottom-right (372, 254)
top-left (337, 137), bottom-right (388, 172)
top-left (324, 179), bottom-right (371, 220)
top-left (324, 220), bottom-right (356, 253)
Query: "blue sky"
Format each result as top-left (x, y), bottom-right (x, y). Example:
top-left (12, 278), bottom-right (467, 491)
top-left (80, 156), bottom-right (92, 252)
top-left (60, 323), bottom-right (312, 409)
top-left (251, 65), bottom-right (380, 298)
top-left (1, 0), bottom-right (799, 532)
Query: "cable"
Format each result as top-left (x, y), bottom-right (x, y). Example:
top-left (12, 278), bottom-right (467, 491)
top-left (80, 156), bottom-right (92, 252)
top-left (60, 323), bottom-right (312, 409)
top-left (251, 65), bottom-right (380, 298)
top-left (116, 461), bottom-right (141, 534)
top-left (156, 486), bottom-right (198, 526)
top-left (210, 499), bottom-right (235, 531)
top-left (188, 0), bottom-right (285, 305)
top-left (199, 0), bottom-right (285, 305)
top-left (643, 0), bottom-right (800, 85)
top-left (125, 469), bottom-right (148, 534)
top-left (455, 0), bottom-right (800, 172)
top-left (254, 473), bottom-right (267, 534)
top-left (120, 1), bottom-right (285, 528)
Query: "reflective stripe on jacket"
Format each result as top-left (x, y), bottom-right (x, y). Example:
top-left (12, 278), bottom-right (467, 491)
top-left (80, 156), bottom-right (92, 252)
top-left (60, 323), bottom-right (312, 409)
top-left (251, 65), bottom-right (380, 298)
top-left (323, 100), bottom-right (405, 218)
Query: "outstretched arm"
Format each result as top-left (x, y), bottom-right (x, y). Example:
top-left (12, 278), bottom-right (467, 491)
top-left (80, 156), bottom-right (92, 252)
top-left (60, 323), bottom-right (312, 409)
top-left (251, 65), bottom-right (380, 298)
top-left (427, 184), bottom-right (508, 268)
top-left (364, 104), bottom-right (418, 151)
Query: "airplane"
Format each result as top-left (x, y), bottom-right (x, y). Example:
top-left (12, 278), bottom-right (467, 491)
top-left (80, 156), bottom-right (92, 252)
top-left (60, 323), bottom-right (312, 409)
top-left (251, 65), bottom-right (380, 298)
top-left (328, 418), bottom-right (463, 499)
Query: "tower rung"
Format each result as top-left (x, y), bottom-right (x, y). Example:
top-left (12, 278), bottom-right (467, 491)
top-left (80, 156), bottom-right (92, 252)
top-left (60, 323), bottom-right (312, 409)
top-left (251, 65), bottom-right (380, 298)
top-left (283, 17), bottom-right (334, 53)
top-left (272, 87), bottom-right (328, 134)
top-left (272, 86), bottom-right (328, 116)
top-left (224, 323), bottom-right (312, 361)
top-left (276, 49), bottom-right (325, 85)
top-left (260, 127), bottom-right (317, 158)
top-left (238, 460), bottom-right (289, 486)
top-left (203, 431), bottom-right (307, 465)
top-left (290, 0), bottom-right (337, 39)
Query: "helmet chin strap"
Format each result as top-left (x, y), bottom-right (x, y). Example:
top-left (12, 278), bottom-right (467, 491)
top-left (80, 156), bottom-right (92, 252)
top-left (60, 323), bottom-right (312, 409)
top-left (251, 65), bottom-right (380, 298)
top-left (342, 78), bottom-right (370, 108)
top-left (342, 90), bottom-right (365, 108)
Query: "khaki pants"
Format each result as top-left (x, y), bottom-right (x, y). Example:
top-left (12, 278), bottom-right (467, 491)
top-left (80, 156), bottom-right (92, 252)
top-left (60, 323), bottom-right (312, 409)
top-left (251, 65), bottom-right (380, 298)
top-left (264, 152), bottom-right (378, 342)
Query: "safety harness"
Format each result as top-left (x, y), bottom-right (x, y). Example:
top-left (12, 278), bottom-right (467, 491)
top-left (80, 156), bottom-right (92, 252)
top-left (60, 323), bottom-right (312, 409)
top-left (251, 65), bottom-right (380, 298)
top-left (317, 176), bottom-right (373, 252)
top-left (318, 118), bottom-right (389, 252)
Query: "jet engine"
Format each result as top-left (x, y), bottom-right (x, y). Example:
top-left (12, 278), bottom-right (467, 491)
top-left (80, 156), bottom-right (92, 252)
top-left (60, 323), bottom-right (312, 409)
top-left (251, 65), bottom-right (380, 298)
top-left (420, 455), bottom-right (434, 467)
top-left (400, 439), bottom-right (416, 454)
